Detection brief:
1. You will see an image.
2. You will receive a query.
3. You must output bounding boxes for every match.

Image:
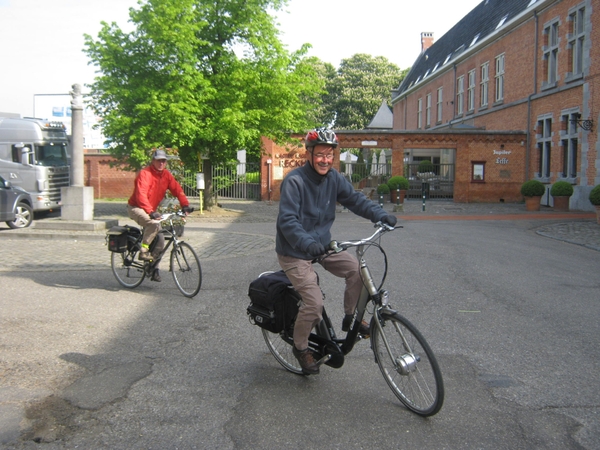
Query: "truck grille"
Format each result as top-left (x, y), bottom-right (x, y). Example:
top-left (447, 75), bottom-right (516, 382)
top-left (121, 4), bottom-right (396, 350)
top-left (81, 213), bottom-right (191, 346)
top-left (48, 167), bottom-right (70, 202)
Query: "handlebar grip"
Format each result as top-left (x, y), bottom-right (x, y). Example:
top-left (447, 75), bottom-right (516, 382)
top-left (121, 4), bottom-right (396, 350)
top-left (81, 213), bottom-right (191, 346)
top-left (328, 240), bottom-right (342, 253)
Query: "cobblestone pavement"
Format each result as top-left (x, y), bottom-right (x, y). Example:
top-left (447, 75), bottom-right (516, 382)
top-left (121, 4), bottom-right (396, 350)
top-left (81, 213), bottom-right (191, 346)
top-left (0, 199), bottom-right (598, 273)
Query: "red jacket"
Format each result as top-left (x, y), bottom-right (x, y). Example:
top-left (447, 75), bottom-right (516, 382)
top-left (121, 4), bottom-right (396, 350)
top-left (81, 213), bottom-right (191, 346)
top-left (128, 165), bottom-right (189, 213)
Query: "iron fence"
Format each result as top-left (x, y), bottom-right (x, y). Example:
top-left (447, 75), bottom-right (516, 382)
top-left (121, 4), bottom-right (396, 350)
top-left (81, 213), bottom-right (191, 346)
top-left (405, 163), bottom-right (455, 199)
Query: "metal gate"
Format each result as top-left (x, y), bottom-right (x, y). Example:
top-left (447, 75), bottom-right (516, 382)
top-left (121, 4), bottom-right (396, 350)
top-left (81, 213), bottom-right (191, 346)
top-left (182, 163), bottom-right (260, 200)
top-left (405, 163), bottom-right (455, 200)
top-left (212, 162), bottom-right (261, 200)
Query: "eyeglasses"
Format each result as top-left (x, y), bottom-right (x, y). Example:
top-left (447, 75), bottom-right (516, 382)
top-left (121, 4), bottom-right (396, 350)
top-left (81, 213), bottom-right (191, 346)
top-left (155, 159), bottom-right (167, 164)
top-left (313, 153), bottom-right (334, 160)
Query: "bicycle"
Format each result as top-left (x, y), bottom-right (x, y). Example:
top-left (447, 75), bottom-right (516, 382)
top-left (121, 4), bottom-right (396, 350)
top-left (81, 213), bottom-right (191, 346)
top-left (252, 222), bottom-right (444, 417)
top-left (108, 210), bottom-right (202, 298)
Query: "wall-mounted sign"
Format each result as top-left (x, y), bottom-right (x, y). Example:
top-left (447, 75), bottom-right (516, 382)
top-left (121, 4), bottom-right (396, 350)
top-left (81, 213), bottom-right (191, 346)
top-left (361, 140), bottom-right (378, 146)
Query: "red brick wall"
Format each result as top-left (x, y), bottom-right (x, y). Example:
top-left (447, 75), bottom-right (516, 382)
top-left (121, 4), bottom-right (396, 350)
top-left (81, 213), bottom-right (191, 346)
top-left (84, 154), bottom-right (136, 199)
top-left (260, 132), bottom-right (526, 203)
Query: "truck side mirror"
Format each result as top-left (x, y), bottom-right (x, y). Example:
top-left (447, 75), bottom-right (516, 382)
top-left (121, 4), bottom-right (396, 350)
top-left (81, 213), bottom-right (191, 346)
top-left (20, 147), bottom-right (32, 165)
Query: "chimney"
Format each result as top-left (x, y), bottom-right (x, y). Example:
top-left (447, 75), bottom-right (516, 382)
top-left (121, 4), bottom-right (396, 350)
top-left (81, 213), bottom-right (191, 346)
top-left (421, 32), bottom-right (434, 52)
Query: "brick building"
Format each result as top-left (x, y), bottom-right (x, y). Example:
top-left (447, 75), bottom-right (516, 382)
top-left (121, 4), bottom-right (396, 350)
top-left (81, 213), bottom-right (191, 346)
top-left (391, 0), bottom-right (599, 210)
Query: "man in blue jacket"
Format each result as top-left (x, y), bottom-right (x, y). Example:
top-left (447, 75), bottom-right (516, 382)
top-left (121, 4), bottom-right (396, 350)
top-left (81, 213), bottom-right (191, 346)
top-left (276, 128), bottom-right (397, 374)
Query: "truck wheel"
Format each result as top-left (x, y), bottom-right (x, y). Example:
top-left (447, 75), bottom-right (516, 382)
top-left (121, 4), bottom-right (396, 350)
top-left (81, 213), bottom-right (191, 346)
top-left (6, 202), bottom-right (33, 229)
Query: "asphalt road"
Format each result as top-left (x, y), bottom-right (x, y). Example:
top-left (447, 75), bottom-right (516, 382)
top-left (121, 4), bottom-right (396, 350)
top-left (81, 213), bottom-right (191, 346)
top-left (1, 212), bottom-right (599, 449)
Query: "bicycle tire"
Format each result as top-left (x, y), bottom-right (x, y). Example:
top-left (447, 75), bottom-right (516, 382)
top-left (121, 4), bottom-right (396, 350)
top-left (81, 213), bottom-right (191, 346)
top-left (111, 251), bottom-right (145, 288)
top-left (261, 329), bottom-right (303, 375)
top-left (170, 242), bottom-right (202, 297)
top-left (371, 310), bottom-right (444, 416)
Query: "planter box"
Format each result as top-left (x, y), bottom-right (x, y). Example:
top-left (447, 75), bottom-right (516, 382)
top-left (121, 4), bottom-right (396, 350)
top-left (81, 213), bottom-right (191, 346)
top-left (552, 196), bottom-right (570, 211)
top-left (525, 196), bottom-right (541, 211)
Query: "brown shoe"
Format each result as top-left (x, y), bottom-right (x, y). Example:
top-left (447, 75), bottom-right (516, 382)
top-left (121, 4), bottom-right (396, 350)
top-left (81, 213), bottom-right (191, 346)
top-left (138, 249), bottom-right (153, 262)
top-left (292, 346), bottom-right (320, 375)
top-left (342, 315), bottom-right (370, 337)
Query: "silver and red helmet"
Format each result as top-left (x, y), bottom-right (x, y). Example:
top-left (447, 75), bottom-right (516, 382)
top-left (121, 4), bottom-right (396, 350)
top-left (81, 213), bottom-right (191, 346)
top-left (305, 128), bottom-right (338, 150)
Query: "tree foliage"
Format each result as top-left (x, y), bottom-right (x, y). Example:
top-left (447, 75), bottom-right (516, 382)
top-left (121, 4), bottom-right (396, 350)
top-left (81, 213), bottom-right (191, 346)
top-left (84, 0), bottom-right (316, 170)
top-left (326, 54), bottom-right (406, 130)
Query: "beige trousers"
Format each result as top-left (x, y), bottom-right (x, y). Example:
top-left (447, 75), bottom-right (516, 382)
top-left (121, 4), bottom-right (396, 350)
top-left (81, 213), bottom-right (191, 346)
top-left (277, 251), bottom-right (362, 350)
top-left (127, 205), bottom-right (165, 260)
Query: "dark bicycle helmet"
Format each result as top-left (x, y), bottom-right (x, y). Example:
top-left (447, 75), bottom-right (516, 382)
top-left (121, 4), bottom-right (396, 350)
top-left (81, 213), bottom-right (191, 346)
top-left (305, 128), bottom-right (338, 150)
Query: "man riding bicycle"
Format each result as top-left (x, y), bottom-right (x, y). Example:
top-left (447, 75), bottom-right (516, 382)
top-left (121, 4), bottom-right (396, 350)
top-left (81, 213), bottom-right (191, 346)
top-left (275, 128), bottom-right (397, 374)
top-left (127, 149), bottom-right (191, 282)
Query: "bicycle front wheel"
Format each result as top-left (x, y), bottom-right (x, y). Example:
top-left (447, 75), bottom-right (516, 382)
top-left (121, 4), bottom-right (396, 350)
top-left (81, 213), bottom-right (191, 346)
top-left (371, 310), bottom-right (444, 416)
top-left (262, 329), bottom-right (303, 375)
top-left (170, 242), bottom-right (202, 297)
top-left (111, 251), bottom-right (145, 288)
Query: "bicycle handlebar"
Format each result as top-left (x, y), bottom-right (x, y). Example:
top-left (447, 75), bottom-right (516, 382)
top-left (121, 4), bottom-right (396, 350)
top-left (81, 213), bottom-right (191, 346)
top-left (158, 208), bottom-right (193, 222)
top-left (329, 222), bottom-right (400, 253)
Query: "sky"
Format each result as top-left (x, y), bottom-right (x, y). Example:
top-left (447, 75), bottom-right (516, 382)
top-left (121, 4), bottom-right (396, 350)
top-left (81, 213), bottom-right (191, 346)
top-left (0, 0), bottom-right (482, 118)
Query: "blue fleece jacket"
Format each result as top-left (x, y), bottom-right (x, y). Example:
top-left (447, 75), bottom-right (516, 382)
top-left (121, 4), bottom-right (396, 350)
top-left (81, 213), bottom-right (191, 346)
top-left (276, 162), bottom-right (388, 260)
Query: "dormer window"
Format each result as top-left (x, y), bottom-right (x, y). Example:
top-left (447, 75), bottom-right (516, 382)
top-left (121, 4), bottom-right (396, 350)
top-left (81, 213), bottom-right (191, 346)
top-left (470, 34), bottom-right (480, 47)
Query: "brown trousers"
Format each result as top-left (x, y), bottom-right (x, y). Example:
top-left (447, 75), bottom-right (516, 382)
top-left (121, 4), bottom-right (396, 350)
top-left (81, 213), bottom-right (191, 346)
top-left (127, 205), bottom-right (165, 260)
top-left (277, 251), bottom-right (362, 350)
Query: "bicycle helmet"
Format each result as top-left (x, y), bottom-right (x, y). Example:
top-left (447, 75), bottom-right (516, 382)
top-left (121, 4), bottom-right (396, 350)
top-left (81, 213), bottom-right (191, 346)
top-left (305, 128), bottom-right (338, 150)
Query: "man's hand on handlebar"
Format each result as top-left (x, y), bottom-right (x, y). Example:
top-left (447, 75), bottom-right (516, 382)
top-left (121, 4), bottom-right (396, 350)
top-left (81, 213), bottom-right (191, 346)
top-left (381, 214), bottom-right (397, 227)
top-left (306, 242), bottom-right (325, 257)
top-left (149, 211), bottom-right (162, 220)
top-left (182, 206), bottom-right (193, 215)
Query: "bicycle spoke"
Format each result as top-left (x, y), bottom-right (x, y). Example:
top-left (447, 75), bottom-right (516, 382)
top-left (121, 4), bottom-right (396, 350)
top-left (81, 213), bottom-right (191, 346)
top-left (372, 311), bottom-right (444, 416)
top-left (170, 242), bottom-right (202, 297)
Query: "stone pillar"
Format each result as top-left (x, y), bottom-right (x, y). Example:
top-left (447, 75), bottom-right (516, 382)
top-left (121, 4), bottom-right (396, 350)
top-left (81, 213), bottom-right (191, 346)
top-left (61, 83), bottom-right (94, 221)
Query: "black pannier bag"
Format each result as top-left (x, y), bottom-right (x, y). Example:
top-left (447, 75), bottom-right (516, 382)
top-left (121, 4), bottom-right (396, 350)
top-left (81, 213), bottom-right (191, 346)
top-left (106, 225), bottom-right (141, 253)
top-left (106, 226), bottom-right (128, 253)
top-left (247, 270), bottom-right (301, 333)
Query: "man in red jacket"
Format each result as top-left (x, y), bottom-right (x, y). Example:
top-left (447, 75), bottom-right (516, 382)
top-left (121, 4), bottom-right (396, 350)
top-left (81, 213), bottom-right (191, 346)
top-left (127, 149), bottom-right (191, 281)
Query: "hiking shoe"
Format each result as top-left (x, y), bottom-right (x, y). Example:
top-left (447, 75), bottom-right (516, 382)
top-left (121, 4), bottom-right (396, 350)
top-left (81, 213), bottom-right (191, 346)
top-left (292, 346), bottom-right (319, 375)
top-left (138, 249), bottom-right (153, 262)
top-left (342, 314), bottom-right (370, 337)
top-left (151, 269), bottom-right (161, 282)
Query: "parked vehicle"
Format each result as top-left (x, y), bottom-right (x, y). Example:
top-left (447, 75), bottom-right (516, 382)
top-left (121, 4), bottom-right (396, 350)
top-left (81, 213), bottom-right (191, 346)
top-left (0, 175), bottom-right (34, 228)
top-left (0, 116), bottom-right (70, 212)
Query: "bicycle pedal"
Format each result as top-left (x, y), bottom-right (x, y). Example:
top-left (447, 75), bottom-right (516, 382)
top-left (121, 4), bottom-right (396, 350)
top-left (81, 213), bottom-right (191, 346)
top-left (316, 354), bottom-right (332, 367)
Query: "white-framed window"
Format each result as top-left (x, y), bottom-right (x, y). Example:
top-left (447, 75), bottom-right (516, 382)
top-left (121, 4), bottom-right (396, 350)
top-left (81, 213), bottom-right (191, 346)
top-left (560, 112), bottom-right (579, 178)
top-left (436, 87), bottom-right (443, 123)
top-left (426, 93), bottom-right (432, 127)
top-left (568, 6), bottom-right (585, 76)
top-left (480, 62), bottom-right (489, 107)
top-left (467, 69), bottom-right (476, 112)
top-left (536, 117), bottom-right (552, 179)
top-left (417, 97), bottom-right (423, 129)
top-left (543, 21), bottom-right (560, 85)
top-left (456, 75), bottom-right (464, 115)
top-left (495, 54), bottom-right (505, 102)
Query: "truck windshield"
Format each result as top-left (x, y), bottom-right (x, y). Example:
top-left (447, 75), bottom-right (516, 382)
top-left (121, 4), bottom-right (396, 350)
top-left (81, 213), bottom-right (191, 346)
top-left (35, 143), bottom-right (68, 167)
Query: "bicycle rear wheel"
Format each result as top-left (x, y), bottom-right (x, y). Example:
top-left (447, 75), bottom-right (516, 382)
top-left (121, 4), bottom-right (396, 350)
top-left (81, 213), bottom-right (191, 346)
top-left (170, 242), bottom-right (202, 297)
top-left (111, 251), bottom-right (145, 288)
top-left (371, 310), bottom-right (444, 416)
top-left (262, 329), bottom-right (303, 375)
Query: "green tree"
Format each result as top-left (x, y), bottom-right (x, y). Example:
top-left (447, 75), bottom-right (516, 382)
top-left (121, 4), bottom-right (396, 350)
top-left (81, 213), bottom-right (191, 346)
top-left (294, 56), bottom-right (337, 127)
top-left (327, 54), bottom-right (406, 130)
top-left (84, 0), bottom-right (316, 189)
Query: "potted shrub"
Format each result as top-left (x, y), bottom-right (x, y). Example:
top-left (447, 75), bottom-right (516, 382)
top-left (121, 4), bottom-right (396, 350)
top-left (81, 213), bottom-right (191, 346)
top-left (376, 183), bottom-right (390, 203)
top-left (589, 184), bottom-right (600, 224)
top-left (387, 176), bottom-right (409, 204)
top-left (520, 179), bottom-right (545, 211)
top-left (550, 181), bottom-right (574, 211)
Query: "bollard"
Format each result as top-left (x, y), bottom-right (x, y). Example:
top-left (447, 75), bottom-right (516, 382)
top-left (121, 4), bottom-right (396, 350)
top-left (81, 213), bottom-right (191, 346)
top-left (422, 182), bottom-right (426, 211)
top-left (396, 188), bottom-right (400, 206)
top-left (379, 194), bottom-right (384, 207)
